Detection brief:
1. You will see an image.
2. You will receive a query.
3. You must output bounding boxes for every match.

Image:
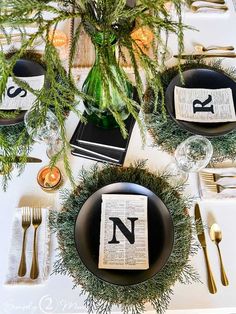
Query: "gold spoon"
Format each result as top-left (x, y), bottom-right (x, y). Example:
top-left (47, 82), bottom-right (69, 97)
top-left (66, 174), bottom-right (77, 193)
top-left (194, 44), bottom-right (234, 53)
top-left (210, 223), bottom-right (229, 286)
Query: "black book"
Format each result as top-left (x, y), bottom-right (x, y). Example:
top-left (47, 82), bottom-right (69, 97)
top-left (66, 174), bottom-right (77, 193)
top-left (72, 142), bottom-right (124, 163)
top-left (71, 148), bottom-right (125, 165)
top-left (70, 114), bottom-right (135, 152)
top-left (70, 114), bottom-right (135, 165)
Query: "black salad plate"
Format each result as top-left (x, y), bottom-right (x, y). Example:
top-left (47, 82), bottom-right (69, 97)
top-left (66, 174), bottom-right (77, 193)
top-left (74, 182), bottom-right (174, 286)
top-left (165, 68), bottom-right (236, 137)
top-left (0, 59), bottom-right (46, 126)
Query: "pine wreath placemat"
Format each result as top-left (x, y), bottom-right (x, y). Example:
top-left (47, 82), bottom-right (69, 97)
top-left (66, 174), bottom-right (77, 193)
top-left (144, 60), bottom-right (236, 162)
top-left (50, 162), bottom-right (199, 314)
top-left (0, 49), bottom-right (71, 189)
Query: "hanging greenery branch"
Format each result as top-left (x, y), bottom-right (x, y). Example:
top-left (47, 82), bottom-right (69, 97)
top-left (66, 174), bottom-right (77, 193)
top-left (0, 0), bottom-right (187, 188)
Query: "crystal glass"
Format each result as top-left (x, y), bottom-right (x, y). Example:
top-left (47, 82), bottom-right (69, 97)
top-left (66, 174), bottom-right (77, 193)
top-left (175, 135), bottom-right (213, 173)
top-left (165, 135), bottom-right (213, 185)
top-left (24, 108), bottom-right (63, 158)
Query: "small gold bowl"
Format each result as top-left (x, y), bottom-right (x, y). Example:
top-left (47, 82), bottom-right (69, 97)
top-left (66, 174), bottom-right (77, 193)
top-left (37, 165), bottom-right (62, 192)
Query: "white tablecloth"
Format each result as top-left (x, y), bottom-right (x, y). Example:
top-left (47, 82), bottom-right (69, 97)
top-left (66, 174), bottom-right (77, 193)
top-left (1, 4), bottom-right (236, 313)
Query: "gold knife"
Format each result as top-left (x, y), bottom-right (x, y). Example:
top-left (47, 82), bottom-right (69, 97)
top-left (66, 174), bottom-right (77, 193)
top-left (0, 156), bottom-right (42, 163)
top-left (174, 53), bottom-right (236, 59)
top-left (194, 203), bottom-right (217, 294)
top-left (13, 156), bottom-right (42, 163)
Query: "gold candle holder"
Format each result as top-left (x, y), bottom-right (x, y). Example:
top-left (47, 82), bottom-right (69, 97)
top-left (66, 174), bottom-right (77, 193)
top-left (37, 165), bottom-right (62, 192)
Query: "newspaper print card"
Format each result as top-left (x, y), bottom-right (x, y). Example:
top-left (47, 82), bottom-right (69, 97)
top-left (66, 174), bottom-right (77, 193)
top-left (0, 75), bottom-right (44, 110)
top-left (174, 86), bottom-right (236, 123)
top-left (98, 194), bottom-right (149, 270)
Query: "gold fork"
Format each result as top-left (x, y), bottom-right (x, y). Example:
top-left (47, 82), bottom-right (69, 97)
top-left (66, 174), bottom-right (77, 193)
top-left (18, 207), bottom-right (31, 277)
top-left (204, 182), bottom-right (236, 193)
top-left (200, 172), bottom-right (236, 183)
top-left (30, 208), bottom-right (42, 279)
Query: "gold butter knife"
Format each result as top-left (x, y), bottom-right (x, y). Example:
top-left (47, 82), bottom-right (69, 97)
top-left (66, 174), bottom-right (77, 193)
top-left (194, 203), bottom-right (217, 294)
top-left (174, 53), bottom-right (236, 59)
top-left (0, 156), bottom-right (42, 163)
top-left (13, 156), bottom-right (42, 163)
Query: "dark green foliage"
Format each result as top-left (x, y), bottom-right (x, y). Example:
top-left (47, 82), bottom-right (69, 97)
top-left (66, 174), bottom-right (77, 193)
top-left (144, 59), bottom-right (236, 162)
top-left (50, 162), bottom-right (199, 314)
top-left (0, 0), bottom-right (186, 189)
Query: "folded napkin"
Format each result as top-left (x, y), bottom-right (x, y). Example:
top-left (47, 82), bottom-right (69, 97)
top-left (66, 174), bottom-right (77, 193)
top-left (5, 207), bottom-right (50, 285)
top-left (198, 167), bottom-right (236, 199)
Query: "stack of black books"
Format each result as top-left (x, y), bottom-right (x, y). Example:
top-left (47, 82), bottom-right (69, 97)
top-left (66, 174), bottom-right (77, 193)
top-left (70, 114), bottom-right (135, 165)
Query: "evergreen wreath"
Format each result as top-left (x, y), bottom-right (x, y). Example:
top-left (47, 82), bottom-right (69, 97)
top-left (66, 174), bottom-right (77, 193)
top-left (144, 59), bottom-right (236, 162)
top-left (50, 161), bottom-right (199, 314)
top-left (0, 50), bottom-right (44, 189)
top-left (0, 49), bottom-right (71, 190)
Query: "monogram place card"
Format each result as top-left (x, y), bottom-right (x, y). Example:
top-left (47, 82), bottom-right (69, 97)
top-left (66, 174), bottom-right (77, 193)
top-left (174, 86), bottom-right (236, 123)
top-left (0, 75), bottom-right (45, 110)
top-left (98, 194), bottom-right (149, 270)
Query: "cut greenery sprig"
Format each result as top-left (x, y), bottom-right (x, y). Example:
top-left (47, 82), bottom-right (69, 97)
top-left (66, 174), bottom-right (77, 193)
top-left (0, 0), bottom-right (187, 189)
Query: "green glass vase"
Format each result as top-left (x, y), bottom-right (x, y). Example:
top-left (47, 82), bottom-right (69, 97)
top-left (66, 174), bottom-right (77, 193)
top-left (82, 37), bottom-right (133, 129)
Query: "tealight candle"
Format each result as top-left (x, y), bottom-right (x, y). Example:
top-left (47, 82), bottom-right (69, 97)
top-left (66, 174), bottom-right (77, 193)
top-left (37, 165), bottom-right (62, 192)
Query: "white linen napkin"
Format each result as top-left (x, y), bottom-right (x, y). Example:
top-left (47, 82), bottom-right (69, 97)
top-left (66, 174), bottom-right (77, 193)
top-left (5, 207), bottom-right (50, 285)
top-left (198, 167), bottom-right (236, 199)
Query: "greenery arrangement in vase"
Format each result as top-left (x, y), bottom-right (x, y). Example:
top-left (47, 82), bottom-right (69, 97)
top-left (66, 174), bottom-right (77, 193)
top-left (82, 32), bottom-right (134, 131)
top-left (0, 0), bottom-right (186, 188)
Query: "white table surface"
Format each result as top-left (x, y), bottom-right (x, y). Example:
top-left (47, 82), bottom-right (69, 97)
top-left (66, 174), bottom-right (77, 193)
top-left (1, 4), bottom-right (236, 314)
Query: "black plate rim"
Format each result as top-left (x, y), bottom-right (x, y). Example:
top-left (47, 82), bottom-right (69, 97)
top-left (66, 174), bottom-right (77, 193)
top-left (0, 111), bottom-right (27, 126)
top-left (74, 182), bottom-right (174, 286)
top-left (0, 59), bottom-right (46, 126)
top-left (165, 68), bottom-right (236, 137)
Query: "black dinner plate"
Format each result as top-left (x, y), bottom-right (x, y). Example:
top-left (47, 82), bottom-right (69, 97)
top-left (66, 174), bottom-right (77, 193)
top-left (74, 182), bottom-right (174, 286)
top-left (165, 68), bottom-right (236, 137)
top-left (0, 58), bottom-right (46, 126)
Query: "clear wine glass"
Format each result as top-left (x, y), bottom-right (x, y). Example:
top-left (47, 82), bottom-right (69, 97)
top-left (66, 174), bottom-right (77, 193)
top-left (165, 135), bottom-right (213, 184)
top-left (24, 108), bottom-right (63, 158)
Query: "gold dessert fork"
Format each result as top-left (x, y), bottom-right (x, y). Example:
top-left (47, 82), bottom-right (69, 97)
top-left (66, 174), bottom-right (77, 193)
top-left (18, 207), bottom-right (31, 277)
top-left (204, 182), bottom-right (236, 193)
top-left (210, 223), bottom-right (229, 286)
top-left (200, 172), bottom-right (236, 183)
top-left (30, 207), bottom-right (42, 279)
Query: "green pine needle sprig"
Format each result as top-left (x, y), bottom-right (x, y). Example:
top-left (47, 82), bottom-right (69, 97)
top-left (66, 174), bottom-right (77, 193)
top-left (0, 0), bottom-right (188, 188)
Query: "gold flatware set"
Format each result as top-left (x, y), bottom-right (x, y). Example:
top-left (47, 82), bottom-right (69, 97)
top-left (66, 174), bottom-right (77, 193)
top-left (191, 3), bottom-right (228, 12)
top-left (194, 45), bottom-right (234, 53)
top-left (194, 203), bottom-right (229, 294)
top-left (174, 44), bottom-right (235, 59)
top-left (189, 0), bottom-right (229, 12)
top-left (174, 52), bottom-right (236, 59)
top-left (18, 207), bottom-right (42, 279)
top-left (200, 171), bottom-right (236, 193)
